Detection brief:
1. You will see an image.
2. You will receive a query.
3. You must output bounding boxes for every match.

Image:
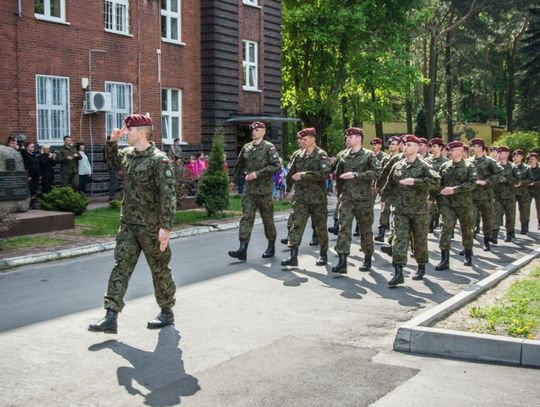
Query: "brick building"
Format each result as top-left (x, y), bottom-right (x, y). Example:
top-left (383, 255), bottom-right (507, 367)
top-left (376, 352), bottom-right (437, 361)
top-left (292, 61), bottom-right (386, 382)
top-left (0, 0), bottom-right (285, 193)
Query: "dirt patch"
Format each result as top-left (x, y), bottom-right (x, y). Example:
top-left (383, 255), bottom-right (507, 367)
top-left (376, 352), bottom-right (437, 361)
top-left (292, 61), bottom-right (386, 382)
top-left (435, 259), bottom-right (540, 340)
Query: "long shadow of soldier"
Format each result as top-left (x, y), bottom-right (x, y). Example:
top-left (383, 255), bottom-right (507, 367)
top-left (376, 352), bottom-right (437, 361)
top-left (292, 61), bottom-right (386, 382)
top-left (89, 327), bottom-right (200, 406)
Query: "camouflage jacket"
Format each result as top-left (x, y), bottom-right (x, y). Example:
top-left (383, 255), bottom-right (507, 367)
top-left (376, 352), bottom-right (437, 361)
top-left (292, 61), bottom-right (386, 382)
top-left (335, 147), bottom-right (380, 202)
top-left (493, 161), bottom-right (520, 199)
top-left (234, 139), bottom-right (282, 195)
top-left (375, 152), bottom-right (403, 192)
top-left (330, 149), bottom-right (347, 197)
top-left (514, 162), bottom-right (530, 196)
top-left (436, 159), bottom-right (477, 208)
top-left (528, 165), bottom-right (540, 193)
top-left (373, 151), bottom-right (387, 164)
top-left (286, 146), bottom-right (330, 204)
top-left (425, 154), bottom-right (449, 173)
top-left (471, 155), bottom-right (503, 201)
top-left (106, 141), bottom-right (176, 230)
top-left (381, 156), bottom-right (440, 215)
top-left (57, 145), bottom-right (80, 175)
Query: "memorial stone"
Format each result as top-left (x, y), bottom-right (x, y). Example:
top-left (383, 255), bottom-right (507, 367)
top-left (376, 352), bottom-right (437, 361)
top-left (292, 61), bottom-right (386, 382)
top-left (0, 145), bottom-right (30, 212)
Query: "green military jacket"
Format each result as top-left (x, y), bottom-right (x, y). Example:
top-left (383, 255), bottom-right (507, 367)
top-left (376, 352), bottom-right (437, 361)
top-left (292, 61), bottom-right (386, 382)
top-left (494, 161), bottom-right (520, 200)
top-left (57, 145), bottom-right (80, 175)
top-left (514, 162), bottom-right (530, 196)
top-left (471, 155), bottom-right (503, 201)
top-left (335, 147), bottom-right (380, 202)
top-left (381, 156), bottom-right (440, 215)
top-left (373, 151), bottom-right (387, 164)
top-left (436, 159), bottom-right (477, 208)
top-left (528, 165), bottom-right (540, 193)
top-left (375, 152), bottom-right (403, 191)
top-left (106, 141), bottom-right (176, 230)
top-left (330, 149), bottom-right (347, 197)
top-left (234, 139), bottom-right (282, 195)
top-left (286, 146), bottom-right (330, 204)
top-left (425, 154), bottom-right (449, 173)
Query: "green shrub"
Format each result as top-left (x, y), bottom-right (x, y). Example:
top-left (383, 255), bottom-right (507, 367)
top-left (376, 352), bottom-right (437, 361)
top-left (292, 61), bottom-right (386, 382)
top-left (494, 131), bottom-right (539, 155)
top-left (40, 187), bottom-right (89, 216)
top-left (196, 129), bottom-right (230, 216)
top-left (108, 199), bottom-right (121, 209)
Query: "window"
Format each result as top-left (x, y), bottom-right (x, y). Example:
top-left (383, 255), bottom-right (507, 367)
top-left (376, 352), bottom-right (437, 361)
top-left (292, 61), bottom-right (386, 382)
top-left (243, 0), bottom-right (259, 7)
top-left (161, 0), bottom-right (181, 43)
top-left (242, 40), bottom-right (258, 91)
top-left (105, 82), bottom-right (132, 143)
top-left (104, 0), bottom-right (130, 35)
top-left (35, 0), bottom-right (66, 23)
top-left (36, 75), bottom-right (70, 143)
top-left (161, 89), bottom-right (182, 144)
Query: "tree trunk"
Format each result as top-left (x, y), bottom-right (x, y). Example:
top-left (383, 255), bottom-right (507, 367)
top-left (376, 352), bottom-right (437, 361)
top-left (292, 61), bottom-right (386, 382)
top-left (406, 100), bottom-right (413, 134)
top-left (445, 31), bottom-right (454, 141)
top-left (506, 19), bottom-right (529, 131)
top-left (423, 28), bottom-right (437, 139)
top-left (298, 111), bottom-right (332, 152)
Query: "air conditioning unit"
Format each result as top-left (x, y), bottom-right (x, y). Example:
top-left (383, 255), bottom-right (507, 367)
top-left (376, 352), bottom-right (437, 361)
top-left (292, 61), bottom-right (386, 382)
top-left (84, 91), bottom-right (112, 113)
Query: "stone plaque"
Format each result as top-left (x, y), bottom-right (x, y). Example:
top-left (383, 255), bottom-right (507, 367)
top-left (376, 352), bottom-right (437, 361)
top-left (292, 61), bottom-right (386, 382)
top-left (0, 171), bottom-right (29, 201)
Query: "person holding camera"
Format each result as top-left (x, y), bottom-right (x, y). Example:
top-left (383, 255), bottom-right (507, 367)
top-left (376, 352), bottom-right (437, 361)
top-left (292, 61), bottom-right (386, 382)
top-left (57, 135), bottom-right (81, 190)
top-left (39, 145), bottom-right (57, 195)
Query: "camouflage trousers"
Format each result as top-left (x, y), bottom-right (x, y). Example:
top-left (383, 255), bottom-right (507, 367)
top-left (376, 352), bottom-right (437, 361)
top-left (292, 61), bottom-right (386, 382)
top-left (289, 201), bottom-right (328, 251)
top-left (392, 212), bottom-right (430, 266)
top-left (529, 189), bottom-right (540, 226)
top-left (60, 171), bottom-right (78, 190)
top-left (378, 198), bottom-right (392, 228)
top-left (287, 211), bottom-right (316, 237)
top-left (494, 197), bottom-right (516, 232)
top-left (239, 193), bottom-right (276, 242)
top-left (104, 223), bottom-right (176, 312)
top-left (516, 191), bottom-right (531, 224)
top-left (439, 205), bottom-right (474, 250)
top-left (336, 199), bottom-right (374, 256)
top-left (472, 199), bottom-right (495, 238)
top-left (430, 202), bottom-right (440, 227)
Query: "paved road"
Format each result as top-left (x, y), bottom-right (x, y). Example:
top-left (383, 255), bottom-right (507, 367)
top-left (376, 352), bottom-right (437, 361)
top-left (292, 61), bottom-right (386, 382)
top-left (1, 210), bottom-right (539, 406)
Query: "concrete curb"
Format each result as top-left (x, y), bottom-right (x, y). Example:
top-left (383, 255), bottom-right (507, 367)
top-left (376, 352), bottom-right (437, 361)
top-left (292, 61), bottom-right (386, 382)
top-left (394, 247), bottom-right (540, 368)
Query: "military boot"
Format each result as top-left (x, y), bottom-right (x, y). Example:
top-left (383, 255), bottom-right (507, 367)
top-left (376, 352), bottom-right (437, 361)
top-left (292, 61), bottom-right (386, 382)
top-left (88, 309), bottom-right (118, 334)
top-left (281, 247), bottom-right (299, 267)
top-left (280, 237), bottom-right (289, 245)
top-left (328, 218), bottom-right (339, 235)
top-left (147, 309), bottom-right (174, 329)
top-left (388, 265), bottom-right (404, 287)
top-left (429, 219), bottom-right (435, 233)
top-left (353, 223), bottom-right (360, 237)
top-left (521, 222), bottom-right (528, 235)
top-left (380, 244), bottom-right (393, 257)
top-left (491, 230), bottom-right (498, 244)
top-left (228, 241), bottom-right (248, 261)
top-left (464, 248), bottom-right (473, 266)
top-left (262, 240), bottom-right (275, 258)
top-left (331, 254), bottom-right (348, 275)
top-left (374, 226), bottom-right (386, 242)
top-left (435, 250), bottom-right (450, 271)
top-left (412, 264), bottom-right (426, 280)
top-left (315, 250), bottom-right (327, 266)
top-left (504, 230), bottom-right (514, 242)
top-left (358, 255), bottom-right (372, 272)
top-left (309, 231), bottom-right (319, 246)
top-left (483, 237), bottom-right (491, 251)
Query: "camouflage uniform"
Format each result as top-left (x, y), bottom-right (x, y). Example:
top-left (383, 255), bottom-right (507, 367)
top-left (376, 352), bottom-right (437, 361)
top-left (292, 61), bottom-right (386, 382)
top-left (425, 155), bottom-right (449, 230)
top-left (57, 144), bottom-right (80, 189)
top-left (493, 162), bottom-right (520, 234)
top-left (286, 146), bottom-right (330, 250)
top-left (381, 157), bottom-right (440, 266)
top-left (527, 165), bottom-right (540, 227)
top-left (376, 152), bottom-right (404, 233)
top-left (514, 162), bottom-right (531, 228)
top-left (436, 159), bottom-right (477, 250)
top-left (103, 141), bottom-right (177, 312)
top-left (335, 148), bottom-right (380, 256)
top-left (234, 140), bottom-right (282, 242)
top-left (471, 155), bottom-right (503, 238)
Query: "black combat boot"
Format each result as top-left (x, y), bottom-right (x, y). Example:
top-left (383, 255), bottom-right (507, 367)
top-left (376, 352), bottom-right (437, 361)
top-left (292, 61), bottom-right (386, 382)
top-left (412, 264), bottom-right (426, 280)
top-left (473, 226), bottom-right (479, 238)
top-left (521, 222), bottom-right (528, 235)
top-left (228, 241), bottom-right (248, 261)
top-left (147, 308), bottom-right (174, 329)
top-left (464, 248), bottom-right (473, 266)
top-left (328, 218), bottom-right (339, 235)
top-left (374, 226), bottom-right (386, 242)
top-left (429, 219), bottom-right (435, 233)
top-left (504, 230), bottom-right (514, 242)
top-left (491, 230), bottom-right (498, 244)
top-left (316, 250), bottom-right (327, 266)
top-left (435, 250), bottom-right (450, 271)
top-left (331, 254), bottom-right (348, 275)
top-left (353, 223), bottom-right (360, 237)
top-left (483, 237), bottom-right (491, 251)
top-left (280, 237), bottom-right (289, 245)
top-left (309, 231), bottom-right (319, 246)
top-left (281, 247), bottom-right (299, 267)
top-left (358, 255), bottom-right (372, 272)
top-left (88, 309), bottom-right (118, 334)
top-left (388, 265), bottom-right (404, 287)
top-left (380, 244), bottom-right (393, 257)
top-left (262, 240), bottom-right (275, 258)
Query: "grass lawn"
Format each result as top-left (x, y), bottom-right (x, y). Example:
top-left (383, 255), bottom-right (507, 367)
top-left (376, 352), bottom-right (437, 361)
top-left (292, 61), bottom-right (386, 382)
top-left (469, 268), bottom-right (540, 339)
top-left (1, 235), bottom-right (70, 250)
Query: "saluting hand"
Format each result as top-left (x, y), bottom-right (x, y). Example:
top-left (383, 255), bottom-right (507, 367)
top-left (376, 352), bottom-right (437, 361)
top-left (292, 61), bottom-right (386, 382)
top-left (159, 228), bottom-right (170, 252)
top-left (110, 126), bottom-right (126, 142)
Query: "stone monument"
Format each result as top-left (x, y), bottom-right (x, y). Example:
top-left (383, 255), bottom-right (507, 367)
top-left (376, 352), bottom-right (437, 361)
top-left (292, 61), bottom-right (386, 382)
top-left (0, 145), bottom-right (30, 213)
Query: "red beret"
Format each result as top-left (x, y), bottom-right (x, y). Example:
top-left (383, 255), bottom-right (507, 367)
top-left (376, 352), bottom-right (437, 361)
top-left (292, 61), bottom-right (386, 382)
top-left (447, 140), bottom-right (464, 149)
top-left (497, 146), bottom-right (510, 153)
top-left (345, 127), bottom-right (363, 137)
top-left (429, 138), bottom-right (444, 147)
top-left (419, 137), bottom-right (429, 145)
top-left (370, 138), bottom-right (382, 145)
top-left (249, 121), bottom-right (266, 130)
top-left (463, 145), bottom-right (469, 151)
top-left (469, 138), bottom-right (485, 147)
top-left (528, 152), bottom-right (538, 159)
top-left (402, 134), bottom-right (420, 144)
top-left (388, 136), bottom-right (401, 144)
top-left (124, 114), bottom-right (153, 128)
top-left (297, 127), bottom-right (316, 138)
top-left (512, 149), bottom-right (523, 156)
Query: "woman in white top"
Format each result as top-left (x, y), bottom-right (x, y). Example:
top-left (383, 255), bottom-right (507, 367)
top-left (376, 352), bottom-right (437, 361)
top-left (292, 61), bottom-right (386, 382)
top-left (77, 142), bottom-right (92, 195)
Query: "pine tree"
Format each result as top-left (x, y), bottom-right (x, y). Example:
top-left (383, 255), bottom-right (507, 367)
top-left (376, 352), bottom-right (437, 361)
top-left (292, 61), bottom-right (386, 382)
top-left (196, 129), bottom-right (229, 216)
top-left (414, 107), bottom-right (427, 137)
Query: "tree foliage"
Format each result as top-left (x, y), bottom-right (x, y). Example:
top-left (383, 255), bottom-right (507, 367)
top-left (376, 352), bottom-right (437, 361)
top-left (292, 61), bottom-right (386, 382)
top-left (494, 131), bottom-right (539, 155)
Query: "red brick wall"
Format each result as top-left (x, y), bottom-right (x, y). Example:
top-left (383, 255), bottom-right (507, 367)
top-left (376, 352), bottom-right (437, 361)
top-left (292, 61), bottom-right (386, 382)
top-left (0, 0), bottom-right (201, 147)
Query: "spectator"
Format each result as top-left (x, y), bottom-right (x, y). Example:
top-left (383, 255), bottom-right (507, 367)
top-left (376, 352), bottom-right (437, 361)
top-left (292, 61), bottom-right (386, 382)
top-left (56, 135), bottom-right (81, 190)
top-left (6, 135), bottom-right (18, 150)
top-left (103, 141), bottom-right (119, 201)
top-left (20, 142), bottom-right (41, 207)
top-left (39, 144), bottom-right (57, 195)
top-left (77, 142), bottom-right (92, 195)
top-left (184, 155), bottom-right (198, 196)
top-left (272, 167), bottom-right (286, 201)
top-left (167, 137), bottom-right (183, 163)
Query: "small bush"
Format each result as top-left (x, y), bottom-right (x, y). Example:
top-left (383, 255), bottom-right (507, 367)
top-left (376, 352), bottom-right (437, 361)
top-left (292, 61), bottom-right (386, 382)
top-left (108, 199), bottom-right (121, 209)
top-left (494, 130), bottom-right (539, 155)
top-left (40, 186), bottom-right (89, 216)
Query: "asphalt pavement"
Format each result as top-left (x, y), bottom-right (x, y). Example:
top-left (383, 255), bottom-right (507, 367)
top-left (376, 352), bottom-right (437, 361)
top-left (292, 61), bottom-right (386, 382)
top-left (1, 208), bottom-right (539, 406)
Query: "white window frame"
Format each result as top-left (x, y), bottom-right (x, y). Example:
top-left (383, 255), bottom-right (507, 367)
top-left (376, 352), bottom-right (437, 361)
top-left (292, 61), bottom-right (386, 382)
top-left (243, 0), bottom-right (261, 8)
top-left (104, 0), bottom-right (130, 36)
top-left (105, 81), bottom-right (132, 145)
top-left (161, 88), bottom-right (183, 145)
top-left (36, 75), bottom-right (70, 144)
top-left (161, 0), bottom-right (183, 45)
top-left (35, 0), bottom-right (67, 24)
top-left (242, 40), bottom-right (259, 91)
